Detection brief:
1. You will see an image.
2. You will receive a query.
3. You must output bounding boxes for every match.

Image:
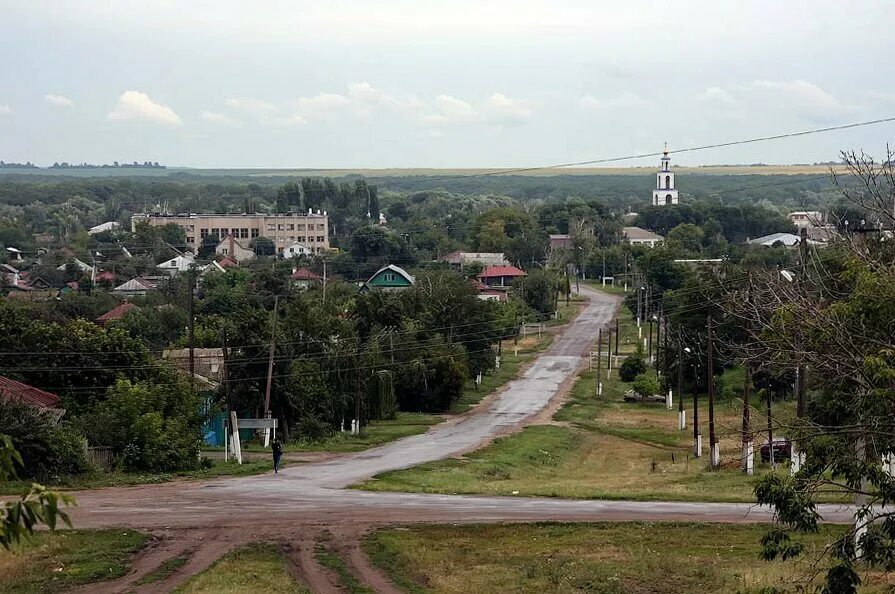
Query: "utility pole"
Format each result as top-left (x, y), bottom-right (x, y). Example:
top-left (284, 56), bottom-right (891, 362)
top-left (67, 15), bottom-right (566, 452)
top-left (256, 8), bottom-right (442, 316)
top-left (595, 328), bottom-right (602, 397)
top-left (767, 388), bottom-right (775, 469)
top-left (614, 317), bottom-right (620, 368)
top-left (221, 329), bottom-right (232, 460)
top-left (636, 285), bottom-right (642, 328)
top-left (693, 352), bottom-right (701, 457)
top-left (322, 257), bottom-right (327, 304)
top-left (647, 316), bottom-right (654, 366)
top-left (187, 270), bottom-right (196, 396)
top-left (707, 315), bottom-right (719, 469)
top-left (606, 327), bottom-right (612, 375)
top-left (663, 314), bottom-right (670, 407)
top-left (263, 295), bottom-right (279, 446)
top-left (794, 227), bottom-right (809, 474)
top-left (677, 340), bottom-right (685, 430)
top-left (742, 364), bottom-right (753, 475)
top-left (354, 336), bottom-right (363, 435)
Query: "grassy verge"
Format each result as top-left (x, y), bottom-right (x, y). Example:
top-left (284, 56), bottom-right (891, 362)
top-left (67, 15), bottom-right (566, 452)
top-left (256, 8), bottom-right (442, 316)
top-left (364, 522), bottom-right (882, 594)
top-left (0, 459), bottom-right (274, 496)
top-left (0, 529), bottom-right (148, 593)
top-left (174, 543), bottom-right (308, 593)
top-left (314, 538), bottom-right (374, 594)
top-left (136, 553), bottom-right (190, 586)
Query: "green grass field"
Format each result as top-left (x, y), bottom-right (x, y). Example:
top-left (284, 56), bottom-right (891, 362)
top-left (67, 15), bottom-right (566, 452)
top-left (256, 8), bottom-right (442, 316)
top-left (364, 522), bottom-right (881, 594)
top-left (175, 543), bottom-right (307, 593)
top-left (0, 529), bottom-right (148, 593)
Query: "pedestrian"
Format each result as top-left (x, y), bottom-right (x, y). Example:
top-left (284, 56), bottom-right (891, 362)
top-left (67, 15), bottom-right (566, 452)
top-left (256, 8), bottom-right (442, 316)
top-left (271, 436), bottom-right (284, 474)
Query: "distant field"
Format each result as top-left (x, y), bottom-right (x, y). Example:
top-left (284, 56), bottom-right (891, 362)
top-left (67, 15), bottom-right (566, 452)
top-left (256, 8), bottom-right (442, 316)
top-left (0, 164), bottom-right (842, 178)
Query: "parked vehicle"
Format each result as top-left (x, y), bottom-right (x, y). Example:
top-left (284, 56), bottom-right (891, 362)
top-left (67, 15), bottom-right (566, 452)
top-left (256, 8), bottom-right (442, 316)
top-left (760, 437), bottom-right (792, 462)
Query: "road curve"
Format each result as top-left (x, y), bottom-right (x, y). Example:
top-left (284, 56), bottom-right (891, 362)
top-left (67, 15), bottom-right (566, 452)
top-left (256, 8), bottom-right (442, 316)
top-left (67, 288), bottom-right (854, 531)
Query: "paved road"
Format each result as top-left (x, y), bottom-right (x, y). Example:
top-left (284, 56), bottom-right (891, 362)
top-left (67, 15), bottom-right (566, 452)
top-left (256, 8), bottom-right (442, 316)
top-left (68, 288), bottom-right (853, 531)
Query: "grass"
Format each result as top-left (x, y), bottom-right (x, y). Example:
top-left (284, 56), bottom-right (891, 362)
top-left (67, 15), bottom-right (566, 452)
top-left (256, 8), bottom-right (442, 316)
top-left (0, 458), bottom-right (275, 496)
top-left (364, 522), bottom-right (887, 593)
top-left (0, 529), bottom-right (148, 593)
top-left (174, 543), bottom-right (308, 593)
top-left (136, 553), bottom-right (190, 586)
top-left (314, 538), bottom-right (374, 594)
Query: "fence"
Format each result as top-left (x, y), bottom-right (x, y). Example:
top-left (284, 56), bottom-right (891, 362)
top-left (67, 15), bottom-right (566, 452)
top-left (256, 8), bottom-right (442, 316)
top-left (86, 446), bottom-right (116, 471)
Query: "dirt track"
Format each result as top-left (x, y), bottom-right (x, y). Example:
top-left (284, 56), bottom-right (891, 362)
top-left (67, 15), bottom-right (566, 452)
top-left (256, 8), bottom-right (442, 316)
top-left (61, 288), bottom-right (854, 592)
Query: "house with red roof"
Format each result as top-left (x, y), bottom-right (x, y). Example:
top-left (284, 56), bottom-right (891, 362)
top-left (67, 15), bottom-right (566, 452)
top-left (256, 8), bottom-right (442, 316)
top-left (0, 376), bottom-right (62, 410)
top-left (96, 301), bottom-right (138, 325)
top-left (477, 265), bottom-right (527, 288)
top-left (289, 267), bottom-right (322, 289)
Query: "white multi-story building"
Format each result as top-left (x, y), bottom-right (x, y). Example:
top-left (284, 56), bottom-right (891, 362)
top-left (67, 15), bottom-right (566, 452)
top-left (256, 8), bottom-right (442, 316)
top-left (652, 144), bottom-right (679, 206)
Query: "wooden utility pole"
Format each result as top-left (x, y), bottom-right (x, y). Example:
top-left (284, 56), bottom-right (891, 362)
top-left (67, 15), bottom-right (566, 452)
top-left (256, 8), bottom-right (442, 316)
top-left (614, 317), bottom-right (619, 359)
top-left (707, 315), bottom-right (719, 469)
top-left (187, 270), bottom-right (196, 395)
top-left (606, 327), bottom-right (612, 373)
top-left (767, 388), bottom-right (775, 468)
top-left (693, 350), bottom-right (701, 457)
top-left (794, 227), bottom-right (809, 472)
top-left (647, 316), bottom-right (654, 366)
top-left (595, 328), bottom-right (602, 397)
top-left (263, 295), bottom-right (279, 418)
top-left (662, 314), bottom-right (669, 403)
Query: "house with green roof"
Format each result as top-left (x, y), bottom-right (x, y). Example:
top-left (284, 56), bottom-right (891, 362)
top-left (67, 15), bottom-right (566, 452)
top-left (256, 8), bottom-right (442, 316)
top-left (364, 264), bottom-right (415, 291)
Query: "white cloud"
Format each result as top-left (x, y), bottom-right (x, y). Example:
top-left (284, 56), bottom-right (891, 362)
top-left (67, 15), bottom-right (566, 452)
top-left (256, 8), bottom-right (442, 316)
top-left (696, 87), bottom-right (741, 107)
top-left (694, 80), bottom-right (856, 122)
top-left (224, 97), bottom-right (276, 114)
top-left (295, 92), bottom-right (351, 118)
top-left (0, 104), bottom-right (10, 115)
top-left (580, 91), bottom-right (649, 110)
top-left (482, 93), bottom-right (532, 124)
top-left (434, 95), bottom-right (478, 121)
top-left (748, 79), bottom-right (852, 116)
top-left (200, 110), bottom-right (240, 126)
top-left (108, 91), bottom-right (182, 125)
top-left (45, 94), bottom-right (74, 107)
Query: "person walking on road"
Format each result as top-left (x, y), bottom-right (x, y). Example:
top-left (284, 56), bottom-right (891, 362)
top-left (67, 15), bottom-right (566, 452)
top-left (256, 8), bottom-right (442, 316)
top-left (271, 437), bottom-right (284, 474)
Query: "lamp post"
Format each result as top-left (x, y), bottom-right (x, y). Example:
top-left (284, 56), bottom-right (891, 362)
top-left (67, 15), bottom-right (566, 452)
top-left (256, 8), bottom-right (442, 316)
top-left (684, 346), bottom-right (702, 457)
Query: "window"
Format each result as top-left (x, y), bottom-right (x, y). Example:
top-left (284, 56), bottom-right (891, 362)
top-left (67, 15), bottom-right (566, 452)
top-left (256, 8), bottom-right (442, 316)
top-left (287, 224), bottom-right (294, 231)
top-left (200, 228), bottom-right (209, 238)
top-left (384, 272), bottom-right (396, 281)
top-left (278, 237), bottom-right (285, 243)
top-left (317, 236), bottom-right (325, 243)
top-left (251, 228), bottom-right (260, 238)
top-left (211, 228), bottom-right (220, 237)
top-left (665, 175), bottom-right (671, 189)
top-left (186, 237), bottom-right (195, 244)
top-left (186, 225), bottom-right (195, 232)
top-left (267, 224), bottom-right (275, 231)
top-left (289, 236), bottom-right (295, 242)
top-left (297, 236), bottom-right (306, 243)
top-left (318, 224), bottom-right (325, 231)
top-left (240, 228), bottom-right (249, 238)
top-left (297, 224), bottom-right (305, 231)
top-left (278, 224), bottom-right (284, 231)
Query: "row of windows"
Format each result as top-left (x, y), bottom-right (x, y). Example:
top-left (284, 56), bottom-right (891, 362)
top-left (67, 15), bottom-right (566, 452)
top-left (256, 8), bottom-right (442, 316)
top-left (198, 228), bottom-right (261, 239)
top-left (276, 236), bottom-right (327, 243)
top-left (264, 223), bottom-right (327, 231)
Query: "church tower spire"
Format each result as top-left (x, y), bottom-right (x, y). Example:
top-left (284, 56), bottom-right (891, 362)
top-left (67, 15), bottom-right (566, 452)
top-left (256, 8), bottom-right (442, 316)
top-left (652, 143), bottom-right (679, 206)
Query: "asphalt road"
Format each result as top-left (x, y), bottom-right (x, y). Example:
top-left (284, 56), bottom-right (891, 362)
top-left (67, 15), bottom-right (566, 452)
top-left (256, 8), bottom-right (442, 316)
top-left (67, 287), bottom-right (854, 530)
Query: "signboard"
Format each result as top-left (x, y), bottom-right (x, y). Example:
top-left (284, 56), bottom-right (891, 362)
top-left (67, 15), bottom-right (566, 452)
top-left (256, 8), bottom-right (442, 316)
top-left (235, 418), bottom-right (278, 430)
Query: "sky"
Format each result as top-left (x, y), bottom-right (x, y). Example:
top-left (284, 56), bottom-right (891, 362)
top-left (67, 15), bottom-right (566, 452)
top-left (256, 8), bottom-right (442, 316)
top-left (1, 1), bottom-right (894, 169)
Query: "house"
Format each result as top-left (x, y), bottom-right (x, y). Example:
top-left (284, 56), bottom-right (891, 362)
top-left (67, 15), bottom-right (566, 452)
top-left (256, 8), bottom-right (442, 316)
top-left (57, 258), bottom-right (93, 274)
top-left (623, 226), bottom-right (664, 248)
top-left (472, 280), bottom-right (507, 302)
top-left (163, 347), bottom-right (225, 388)
top-left (365, 264), bottom-right (415, 290)
top-left (283, 242), bottom-right (312, 258)
top-left (549, 234), bottom-right (572, 250)
top-left (216, 256), bottom-right (238, 269)
top-left (477, 265), bottom-right (527, 288)
top-left (441, 251), bottom-right (510, 269)
top-left (157, 253), bottom-right (195, 276)
top-left (5, 247), bottom-right (23, 261)
top-left (95, 270), bottom-right (116, 285)
top-left (290, 267), bottom-right (322, 289)
top-left (215, 235), bottom-right (255, 262)
top-left (747, 232), bottom-right (802, 247)
top-left (0, 375), bottom-right (64, 421)
top-left (112, 276), bottom-right (160, 297)
top-left (59, 281), bottom-right (79, 295)
top-left (788, 211), bottom-right (825, 229)
top-left (88, 221), bottom-right (121, 235)
top-left (96, 301), bottom-right (138, 325)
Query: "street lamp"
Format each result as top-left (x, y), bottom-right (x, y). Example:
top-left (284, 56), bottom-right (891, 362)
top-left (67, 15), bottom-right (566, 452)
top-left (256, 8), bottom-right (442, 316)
top-left (684, 346), bottom-right (702, 457)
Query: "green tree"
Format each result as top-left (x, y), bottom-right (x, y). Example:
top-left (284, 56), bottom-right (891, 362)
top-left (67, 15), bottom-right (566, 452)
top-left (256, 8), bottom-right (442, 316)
top-left (250, 236), bottom-right (276, 256)
top-left (619, 355), bottom-right (647, 382)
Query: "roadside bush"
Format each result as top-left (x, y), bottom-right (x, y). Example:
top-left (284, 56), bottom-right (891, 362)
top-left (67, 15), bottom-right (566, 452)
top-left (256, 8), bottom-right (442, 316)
top-left (293, 415), bottom-right (333, 443)
top-left (717, 366), bottom-right (746, 401)
top-left (619, 355), bottom-right (647, 382)
top-left (88, 377), bottom-right (202, 472)
top-left (0, 401), bottom-right (90, 480)
top-left (632, 373), bottom-right (661, 397)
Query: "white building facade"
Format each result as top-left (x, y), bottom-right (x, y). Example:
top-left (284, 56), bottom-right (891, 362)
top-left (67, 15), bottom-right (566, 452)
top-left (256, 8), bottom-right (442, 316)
top-left (652, 145), bottom-right (679, 207)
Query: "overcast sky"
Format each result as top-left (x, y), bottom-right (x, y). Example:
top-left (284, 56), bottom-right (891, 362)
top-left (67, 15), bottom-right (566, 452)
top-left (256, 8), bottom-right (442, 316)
top-left (1, 1), bottom-right (894, 168)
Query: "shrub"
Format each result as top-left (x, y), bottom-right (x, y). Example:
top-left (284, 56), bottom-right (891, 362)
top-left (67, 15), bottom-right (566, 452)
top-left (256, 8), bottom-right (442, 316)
top-left (619, 355), bottom-right (647, 382)
top-left (88, 377), bottom-right (202, 472)
top-left (294, 415), bottom-right (332, 443)
top-left (632, 373), bottom-right (661, 397)
top-left (0, 401), bottom-right (89, 480)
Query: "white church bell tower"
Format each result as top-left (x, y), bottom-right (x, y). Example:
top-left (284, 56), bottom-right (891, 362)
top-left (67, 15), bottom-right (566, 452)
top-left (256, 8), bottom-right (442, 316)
top-left (652, 144), bottom-right (679, 206)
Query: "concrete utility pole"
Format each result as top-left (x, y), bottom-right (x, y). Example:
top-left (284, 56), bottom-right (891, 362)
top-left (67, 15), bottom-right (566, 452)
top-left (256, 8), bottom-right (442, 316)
top-left (742, 364), bottom-right (754, 475)
top-left (596, 328), bottom-right (602, 397)
top-left (614, 317), bottom-right (619, 364)
top-left (606, 327), bottom-right (612, 375)
top-left (793, 226), bottom-right (809, 474)
top-left (677, 341), bottom-right (686, 430)
top-left (663, 315), bottom-right (670, 408)
top-left (693, 350), bottom-right (702, 457)
top-left (187, 270), bottom-right (196, 395)
top-left (647, 316), bottom-right (654, 366)
top-left (707, 315), bottom-right (719, 469)
top-left (221, 330), bottom-right (232, 460)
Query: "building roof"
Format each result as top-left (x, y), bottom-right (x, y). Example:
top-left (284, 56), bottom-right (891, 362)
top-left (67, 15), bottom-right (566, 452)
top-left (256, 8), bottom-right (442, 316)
top-left (478, 265), bottom-right (527, 279)
top-left (113, 277), bottom-right (158, 292)
top-left (217, 256), bottom-right (238, 268)
top-left (748, 232), bottom-right (801, 247)
top-left (441, 251), bottom-right (509, 266)
top-left (96, 301), bottom-right (138, 324)
top-left (368, 264), bottom-right (415, 285)
top-left (0, 376), bottom-right (61, 408)
top-left (623, 226), bottom-right (664, 241)
top-left (95, 270), bottom-right (116, 282)
top-left (88, 221), bottom-right (121, 235)
top-left (549, 234), bottom-right (572, 247)
top-left (290, 267), bottom-right (322, 281)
